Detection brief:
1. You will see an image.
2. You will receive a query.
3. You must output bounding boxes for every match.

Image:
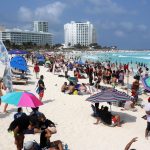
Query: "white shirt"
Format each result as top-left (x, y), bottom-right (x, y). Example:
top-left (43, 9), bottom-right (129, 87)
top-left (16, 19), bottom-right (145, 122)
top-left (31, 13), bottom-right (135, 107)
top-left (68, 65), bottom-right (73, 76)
top-left (145, 103), bottom-right (150, 122)
top-left (124, 101), bottom-right (132, 110)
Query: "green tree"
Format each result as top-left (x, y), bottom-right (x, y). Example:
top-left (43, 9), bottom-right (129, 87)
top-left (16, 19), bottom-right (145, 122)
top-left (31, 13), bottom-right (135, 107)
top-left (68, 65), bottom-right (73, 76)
top-left (3, 40), bottom-right (11, 50)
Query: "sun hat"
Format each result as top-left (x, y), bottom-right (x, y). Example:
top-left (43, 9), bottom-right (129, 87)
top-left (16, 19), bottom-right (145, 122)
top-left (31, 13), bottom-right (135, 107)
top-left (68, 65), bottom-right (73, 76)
top-left (48, 127), bottom-right (57, 134)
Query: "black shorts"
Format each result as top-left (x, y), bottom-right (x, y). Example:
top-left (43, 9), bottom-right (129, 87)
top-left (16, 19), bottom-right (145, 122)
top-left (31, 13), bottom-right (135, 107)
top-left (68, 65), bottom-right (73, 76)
top-left (24, 129), bottom-right (34, 134)
top-left (146, 122), bottom-right (150, 131)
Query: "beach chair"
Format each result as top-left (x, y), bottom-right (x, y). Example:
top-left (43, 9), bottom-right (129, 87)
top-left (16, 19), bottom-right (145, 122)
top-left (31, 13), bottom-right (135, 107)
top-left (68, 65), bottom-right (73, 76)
top-left (12, 78), bottom-right (28, 85)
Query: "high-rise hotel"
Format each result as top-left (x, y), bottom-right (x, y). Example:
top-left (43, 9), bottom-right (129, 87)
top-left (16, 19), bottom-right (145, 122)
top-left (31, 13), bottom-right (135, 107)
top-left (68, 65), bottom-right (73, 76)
top-left (0, 21), bottom-right (53, 46)
top-left (64, 21), bottom-right (96, 48)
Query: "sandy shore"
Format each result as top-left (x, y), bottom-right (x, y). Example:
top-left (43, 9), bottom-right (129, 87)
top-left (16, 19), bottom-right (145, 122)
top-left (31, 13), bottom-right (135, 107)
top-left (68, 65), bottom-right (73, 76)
top-left (0, 63), bottom-right (150, 150)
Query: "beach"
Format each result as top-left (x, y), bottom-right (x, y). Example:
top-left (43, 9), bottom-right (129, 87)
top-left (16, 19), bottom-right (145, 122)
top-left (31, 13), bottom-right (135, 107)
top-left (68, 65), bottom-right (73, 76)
top-left (0, 62), bottom-right (150, 150)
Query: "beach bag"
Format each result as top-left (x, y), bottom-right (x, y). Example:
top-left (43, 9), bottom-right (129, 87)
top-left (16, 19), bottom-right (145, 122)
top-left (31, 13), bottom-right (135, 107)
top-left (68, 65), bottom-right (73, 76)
top-left (73, 90), bottom-right (78, 95)
top-left (36, 87), bottom-right (40, 94)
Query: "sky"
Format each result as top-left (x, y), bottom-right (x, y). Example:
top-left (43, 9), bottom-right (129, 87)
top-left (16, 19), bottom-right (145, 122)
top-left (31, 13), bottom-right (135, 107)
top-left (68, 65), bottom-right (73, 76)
top-left (0, 0), bottom-right (150, 49)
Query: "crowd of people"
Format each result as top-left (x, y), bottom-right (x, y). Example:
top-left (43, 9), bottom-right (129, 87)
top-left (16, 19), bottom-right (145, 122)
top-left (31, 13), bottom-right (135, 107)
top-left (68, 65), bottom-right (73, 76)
top-left (8, 107), bottom-right (63, 150)
top-left (1, 52), bottom-right (150, 150)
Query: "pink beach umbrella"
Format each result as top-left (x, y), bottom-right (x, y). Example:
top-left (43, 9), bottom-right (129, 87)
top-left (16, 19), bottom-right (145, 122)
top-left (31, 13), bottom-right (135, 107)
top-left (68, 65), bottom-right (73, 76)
top-left (1, 92), bottom-right (43, 108)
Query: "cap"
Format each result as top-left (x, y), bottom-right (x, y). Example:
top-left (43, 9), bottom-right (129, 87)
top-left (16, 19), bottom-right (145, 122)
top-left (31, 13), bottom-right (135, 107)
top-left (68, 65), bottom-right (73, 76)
top-left (24, 141), bottom-right (34, 150)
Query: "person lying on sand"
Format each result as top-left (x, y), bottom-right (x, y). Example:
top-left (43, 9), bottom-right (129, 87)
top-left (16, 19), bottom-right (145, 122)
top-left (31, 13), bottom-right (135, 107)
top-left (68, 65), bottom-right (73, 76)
top-left (78, 83), bottom-right (91, 95)
top-left (121, 100), bottom-right (137, 112)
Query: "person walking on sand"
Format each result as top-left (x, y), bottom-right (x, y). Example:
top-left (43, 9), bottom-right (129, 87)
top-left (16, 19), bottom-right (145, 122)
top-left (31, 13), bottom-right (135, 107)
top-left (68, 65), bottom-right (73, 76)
top-left (145, 97), bottom-right (150, 139)
top-left (37, 75), bottom-right (46, 101)
top-left (0, 78), bottom-right (9, 113)
top-left (33, 63), bottom-right (40, 79)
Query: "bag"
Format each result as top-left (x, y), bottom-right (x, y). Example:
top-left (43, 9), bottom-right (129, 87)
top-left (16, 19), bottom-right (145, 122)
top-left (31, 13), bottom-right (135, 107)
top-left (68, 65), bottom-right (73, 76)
top-left (73, 90), bottom-right (78, 95)
top-left (36, 87), bottom-right (40, 94)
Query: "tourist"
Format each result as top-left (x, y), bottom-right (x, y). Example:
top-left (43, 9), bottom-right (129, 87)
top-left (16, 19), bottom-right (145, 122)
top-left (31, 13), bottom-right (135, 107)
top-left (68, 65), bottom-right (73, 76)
top-left (64, 63), bottom-right (68, 78)
top-left (40, 128), bottom-right (63, 150)
top-left (30, 107), bottom-right (42, 117)
top-left (8, 115), bottom-right (40, 150)
top-left (123, 101), bottom-right (137, 111)
top-left (131, 79), bottom-right (140, 103)
top-left (89, 66), bottom-right (93, 85)
top-left (118, 70), bottom-right (124, 86)
top-left (33, 63), bottom-right (40, 79)
top-left (94, 106), bottom-right (121, 127)
top-left (0, 78), bottom-right (9, 113)
top-left (67, 82), bottom-right (75, 94)
top-left (38, 113), bottom-right (55, 130)
top-left (14, 107), bottom-right (26, 120)
top-left (145, 97), bottom-right (150, 139)
top-left (61, 82), bottom-right (68, 93)
top-left (38, 75), bottom-right (46, 101)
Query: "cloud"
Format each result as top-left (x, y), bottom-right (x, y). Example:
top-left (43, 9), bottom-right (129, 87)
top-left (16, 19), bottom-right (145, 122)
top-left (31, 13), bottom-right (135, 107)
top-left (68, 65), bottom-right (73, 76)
top-left (18, 1), bottom-right (66, 24)
top-left (120, 22), bottom-right (134, 31)
top-left (137, 24), bottom-right (147, 31)
top-left (18, 7), bottom-right (33, 22)
top-left (35, 2), bottom-right (66, 23)
top-left (114, 30), bottom-right (126, 37)
top-left (97, 21), bottom-right (117, 30)
top-left (87, 0), bottom-right (126, 15)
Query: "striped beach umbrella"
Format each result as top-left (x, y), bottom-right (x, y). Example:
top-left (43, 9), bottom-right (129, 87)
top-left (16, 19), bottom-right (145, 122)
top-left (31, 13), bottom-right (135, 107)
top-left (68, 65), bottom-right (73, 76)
top-left (142, 76), bottom-right (150, 91)
top-left (86, 88), bottom-right (132, 103)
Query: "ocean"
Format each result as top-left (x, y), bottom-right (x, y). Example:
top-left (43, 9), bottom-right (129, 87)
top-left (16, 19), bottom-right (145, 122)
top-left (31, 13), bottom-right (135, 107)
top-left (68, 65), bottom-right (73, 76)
top-left (82, 51), bottom-right (150, 65)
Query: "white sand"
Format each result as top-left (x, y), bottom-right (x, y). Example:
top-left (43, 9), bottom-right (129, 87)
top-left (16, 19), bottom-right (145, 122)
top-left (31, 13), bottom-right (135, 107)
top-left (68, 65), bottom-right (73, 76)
top-left (0, 63), bottom-right (150, 150)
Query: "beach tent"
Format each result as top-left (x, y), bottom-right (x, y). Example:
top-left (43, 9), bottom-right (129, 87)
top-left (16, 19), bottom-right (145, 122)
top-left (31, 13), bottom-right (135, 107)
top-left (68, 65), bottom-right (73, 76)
top-left (10, 56), bottom-right (28, 71)
top-left (86, 88), bottom-right (133, 103)
top-left (9, 49), bottom-right (28, 55)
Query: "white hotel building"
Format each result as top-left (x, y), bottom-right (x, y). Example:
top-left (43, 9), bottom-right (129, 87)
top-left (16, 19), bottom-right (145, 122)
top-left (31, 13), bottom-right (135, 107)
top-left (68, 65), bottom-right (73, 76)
top-left (0, 21), bottom-right (53, 46)
top-left (64, 21), bottom-right (96, 47)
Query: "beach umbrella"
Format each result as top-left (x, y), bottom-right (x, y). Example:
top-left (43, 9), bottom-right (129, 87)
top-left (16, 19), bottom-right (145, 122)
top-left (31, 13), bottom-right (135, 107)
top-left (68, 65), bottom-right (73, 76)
top-left (10, 56), bottom-right (28, 71)
top-left (142, 76), bottom-right (150, 91)
top-left (9, 49), bottom-right (28, 55)
top-left (1, 92), bottom-right (43, 108)
top-left (86, 88), bottom-right (132, 103)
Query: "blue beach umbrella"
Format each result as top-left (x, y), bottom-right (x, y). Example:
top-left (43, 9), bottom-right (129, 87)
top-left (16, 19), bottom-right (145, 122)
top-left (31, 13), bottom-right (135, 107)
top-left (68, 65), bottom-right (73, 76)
top-left (9, 49), bottom-right (28, 55)
top-left (10, 56), bottom-right (28, 71)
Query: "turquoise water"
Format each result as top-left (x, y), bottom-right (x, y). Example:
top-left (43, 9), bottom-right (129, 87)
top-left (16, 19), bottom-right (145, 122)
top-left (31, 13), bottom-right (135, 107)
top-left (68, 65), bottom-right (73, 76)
top-left (82, 51), bottom-right (150, 65)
